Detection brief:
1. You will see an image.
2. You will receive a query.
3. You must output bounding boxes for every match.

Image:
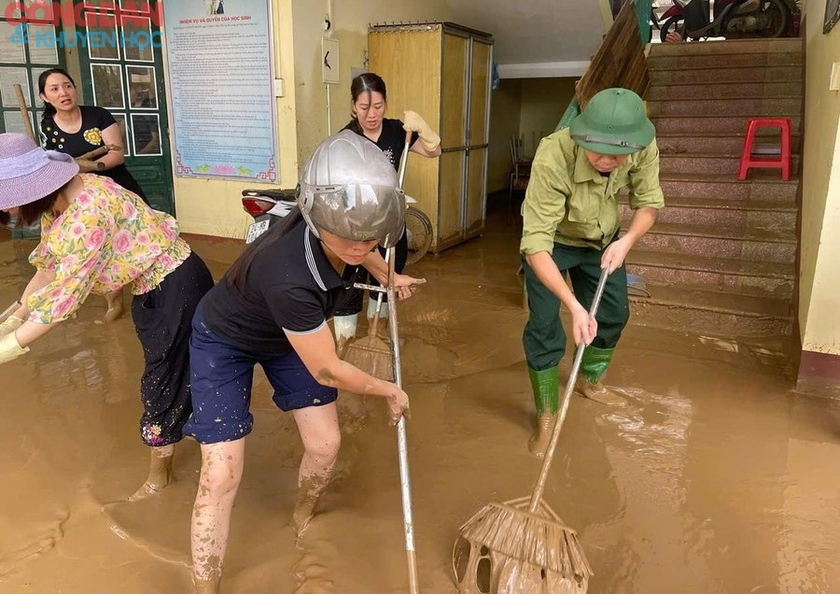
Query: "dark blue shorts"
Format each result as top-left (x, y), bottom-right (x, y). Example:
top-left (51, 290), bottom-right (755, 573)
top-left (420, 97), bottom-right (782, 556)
top-left (183, 303), bottom-right (337, 444)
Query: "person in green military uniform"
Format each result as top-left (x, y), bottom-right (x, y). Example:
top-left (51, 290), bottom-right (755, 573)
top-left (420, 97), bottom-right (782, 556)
top-left (520, 87), bottom-right (664, 458)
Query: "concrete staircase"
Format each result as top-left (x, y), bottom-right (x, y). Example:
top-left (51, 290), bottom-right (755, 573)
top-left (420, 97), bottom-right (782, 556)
top-left (624, 38), bottom-right (802, 364)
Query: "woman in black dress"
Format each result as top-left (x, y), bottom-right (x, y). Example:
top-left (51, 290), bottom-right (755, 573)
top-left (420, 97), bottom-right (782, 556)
top-left (38, 68), bottom-right (149, 321)
top-left (333, 72), bottom-right (441, 355)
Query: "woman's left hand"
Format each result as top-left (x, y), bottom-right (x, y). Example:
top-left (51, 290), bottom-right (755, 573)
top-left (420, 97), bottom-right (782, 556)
top-left (0, 332), bottom-right (28, 365)
top-left (403, 111), bottom-right (441, 152)
top-left (393, 274), bottom-right (425, 300)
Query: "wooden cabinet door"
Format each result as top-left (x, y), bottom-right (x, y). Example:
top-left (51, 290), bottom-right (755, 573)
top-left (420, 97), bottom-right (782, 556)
top-left (468, 39), bottom-right (492, 147)
top-left (437, 31), bottom-right (470, 251)
top-left (465, 146), bottom-right (487, 237)
top-left (440, 32), bottom-right (468, 150)
top-left (437, 151), bottom-right (465, 250)
top-left (464, 38), bottom-right (492, 238)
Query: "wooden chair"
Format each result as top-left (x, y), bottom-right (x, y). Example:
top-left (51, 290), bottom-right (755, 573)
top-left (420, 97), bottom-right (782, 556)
top-left (509, 134), bottom-right (532, 206)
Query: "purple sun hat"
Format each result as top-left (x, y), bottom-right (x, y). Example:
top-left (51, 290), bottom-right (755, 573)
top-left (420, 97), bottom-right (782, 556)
top-left (0, 133), bottom-right (79, 211)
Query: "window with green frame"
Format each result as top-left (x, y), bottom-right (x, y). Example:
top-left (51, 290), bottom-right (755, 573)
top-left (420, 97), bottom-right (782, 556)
top-left (0, 5), bottom-right (64, 137)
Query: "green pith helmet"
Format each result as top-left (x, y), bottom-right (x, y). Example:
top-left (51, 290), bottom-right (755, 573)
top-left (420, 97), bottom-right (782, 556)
top-left (569, 88), bottom-right (655, 155)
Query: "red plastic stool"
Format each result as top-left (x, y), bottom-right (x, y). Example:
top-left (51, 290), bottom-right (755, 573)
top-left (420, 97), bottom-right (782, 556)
top-left (738, 118), bottom-right (791, 181)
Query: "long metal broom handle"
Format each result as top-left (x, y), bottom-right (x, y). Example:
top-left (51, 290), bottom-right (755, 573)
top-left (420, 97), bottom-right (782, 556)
top-left (528, 267), bottom-right (610, 513)
top-left (371, 130), bottom-right (410, 322)
top-left (387, 129), bottom-right (420, 593)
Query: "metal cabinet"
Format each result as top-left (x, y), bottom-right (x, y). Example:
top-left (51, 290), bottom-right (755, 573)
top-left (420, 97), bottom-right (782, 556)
top-left (369, 22), bottom-right (493, 253)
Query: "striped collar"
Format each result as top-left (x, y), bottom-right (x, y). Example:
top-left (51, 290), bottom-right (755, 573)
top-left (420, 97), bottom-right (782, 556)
top-left (304, 226), bottom-right (328, 291)
top-left (303, 225), bottom-right (357, 291)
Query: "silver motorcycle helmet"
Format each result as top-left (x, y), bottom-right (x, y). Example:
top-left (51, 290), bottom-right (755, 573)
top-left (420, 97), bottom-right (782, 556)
top-left (297, 129), bottom-right (405, 248)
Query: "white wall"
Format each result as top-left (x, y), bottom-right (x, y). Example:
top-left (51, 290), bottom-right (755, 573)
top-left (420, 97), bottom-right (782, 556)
top-left (799, 3), bottom-right (840, 355)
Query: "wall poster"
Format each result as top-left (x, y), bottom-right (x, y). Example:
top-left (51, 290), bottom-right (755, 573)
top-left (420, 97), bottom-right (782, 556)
top-left (163, 0), bottom-right (277, 181)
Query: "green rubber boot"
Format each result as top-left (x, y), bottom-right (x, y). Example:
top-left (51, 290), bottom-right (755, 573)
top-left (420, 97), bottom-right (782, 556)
top-left (527, 367), bottom-right (559, 458)
top-left (574, 346), bottom-right (627, 407)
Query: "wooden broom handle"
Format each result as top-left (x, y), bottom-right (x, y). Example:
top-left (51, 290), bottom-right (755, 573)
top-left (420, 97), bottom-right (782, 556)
top-left (528, 268), bottom-right (610, 512)
top-left (13, 84), bottom-right (35, 141)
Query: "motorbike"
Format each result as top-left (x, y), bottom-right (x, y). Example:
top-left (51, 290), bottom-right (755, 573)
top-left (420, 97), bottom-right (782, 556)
top-left (240, 188), bottom-right (433, 265)
top-left (659, 0), bottom-right (792, 43)
top-left (241, 188), bottom-right (297, 244)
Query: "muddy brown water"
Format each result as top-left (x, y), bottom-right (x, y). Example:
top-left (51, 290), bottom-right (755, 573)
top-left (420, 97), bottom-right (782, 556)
top-left (1, 212), bottom-right (838, 593)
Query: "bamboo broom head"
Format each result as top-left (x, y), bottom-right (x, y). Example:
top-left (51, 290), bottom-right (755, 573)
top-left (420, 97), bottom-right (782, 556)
top-left (456, 498), bottom-right (593, 583)
top-left (343, 336), bottom-right (394, 382)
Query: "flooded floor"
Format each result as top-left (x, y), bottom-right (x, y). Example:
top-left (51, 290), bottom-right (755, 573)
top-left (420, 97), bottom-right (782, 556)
top-left (1, 205), bottom-right (839, 593)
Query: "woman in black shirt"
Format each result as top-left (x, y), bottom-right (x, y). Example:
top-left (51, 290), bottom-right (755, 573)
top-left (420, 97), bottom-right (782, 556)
top-left (38, 68), bottom-right (149, 321)
top-left (186, 131), bottom-right (420, 592)
top-left (334, 72), bottom-right (441, 355)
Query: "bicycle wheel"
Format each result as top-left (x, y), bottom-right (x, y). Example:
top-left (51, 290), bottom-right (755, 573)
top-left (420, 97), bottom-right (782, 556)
top-left (404, 208), bottom-right (432, 266)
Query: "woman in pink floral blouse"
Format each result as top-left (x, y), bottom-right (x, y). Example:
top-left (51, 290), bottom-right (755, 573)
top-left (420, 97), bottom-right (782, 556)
top-left (0, 133), bottom-right (214, 500)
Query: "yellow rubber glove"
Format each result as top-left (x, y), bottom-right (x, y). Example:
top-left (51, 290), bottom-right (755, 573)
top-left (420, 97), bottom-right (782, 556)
top-left (403, 110), bottom-right (441, 152)
top-left (0, 332), bottom-right (28, 365)
top-left (0, 315), bottom-right (24, 338)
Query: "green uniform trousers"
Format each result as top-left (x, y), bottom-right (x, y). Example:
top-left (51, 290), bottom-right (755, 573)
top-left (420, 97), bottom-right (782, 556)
top-left (522, 239), bottom-right (629, 377)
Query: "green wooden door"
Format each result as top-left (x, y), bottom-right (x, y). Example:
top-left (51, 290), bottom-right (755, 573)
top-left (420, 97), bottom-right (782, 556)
top-left (0, 13), bottom-right (65, 135)
top-left (74, 0), bottom-right (174, 215)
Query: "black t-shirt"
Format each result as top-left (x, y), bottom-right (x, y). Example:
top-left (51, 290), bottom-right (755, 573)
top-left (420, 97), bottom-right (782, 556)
top-left (40, 105), bottom-right (148, 202)
top-left (201, 219), bottom-right (363, 353)
top-left (342, 117), bottom-right (419, 170)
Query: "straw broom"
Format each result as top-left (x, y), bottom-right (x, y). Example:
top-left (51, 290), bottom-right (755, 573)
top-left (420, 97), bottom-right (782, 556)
top-left (343, 130), bottom-right (413, 380)
top-left (453, 270), bottom-right (610, 593)
top-left (344, 272), bottom-right (395, 381)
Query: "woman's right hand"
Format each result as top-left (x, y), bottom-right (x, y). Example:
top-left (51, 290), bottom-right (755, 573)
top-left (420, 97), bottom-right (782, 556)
top-left (385, 386), bottom-right (411, 426)
top-left (74, 158), bottom-right (101, 173)
top-left (570, 302), bottom-right (597, 346)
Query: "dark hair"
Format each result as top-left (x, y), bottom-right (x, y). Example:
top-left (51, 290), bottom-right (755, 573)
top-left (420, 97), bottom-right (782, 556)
top-left (38, 68), bottom-right (76, 126)
top-left (349, 72), bottom-right (387, 134)
top-left (16, 187), bottom-right (63, 227)
top-left (225, 206), bottom-right (304, 292)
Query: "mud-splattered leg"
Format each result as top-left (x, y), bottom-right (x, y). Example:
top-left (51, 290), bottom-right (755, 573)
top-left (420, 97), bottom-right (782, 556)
top-left (191, 439), bottom-right (245, 593)
top-left (104, 287), bottom-right (125, 322)
top-left (290, 403), bottom-right (341, 537)
top-left (129, 444), bottom-right (175, 501)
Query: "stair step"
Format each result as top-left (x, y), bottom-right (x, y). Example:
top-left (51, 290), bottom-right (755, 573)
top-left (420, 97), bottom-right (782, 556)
top-left (658, 172), bottom-right (798, 202)
top-left (647, 80), bottom-right (802, 100)
top-left (629, 284), bottom-right (793, 338)
top-left (620, 196), bottom-right (797, 229)
top-left (648, 96), bottom-right (802, 117)
top-left (647, 52), bottom-right (802, 70)
top-left (647, 37), bottom-right (802, 57)
top-left (653, 114), bottom-right (802, 135)
top-left (650, 65), bottom-right (802, 85)
top-left (631, 222), bottom-right (796, 264)
top-left (658, 152), bottom-right (800, 176)
top-left (626, 250), bottom-right (794, 295)
top-left (657, 132), bottom-right (801, 155)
